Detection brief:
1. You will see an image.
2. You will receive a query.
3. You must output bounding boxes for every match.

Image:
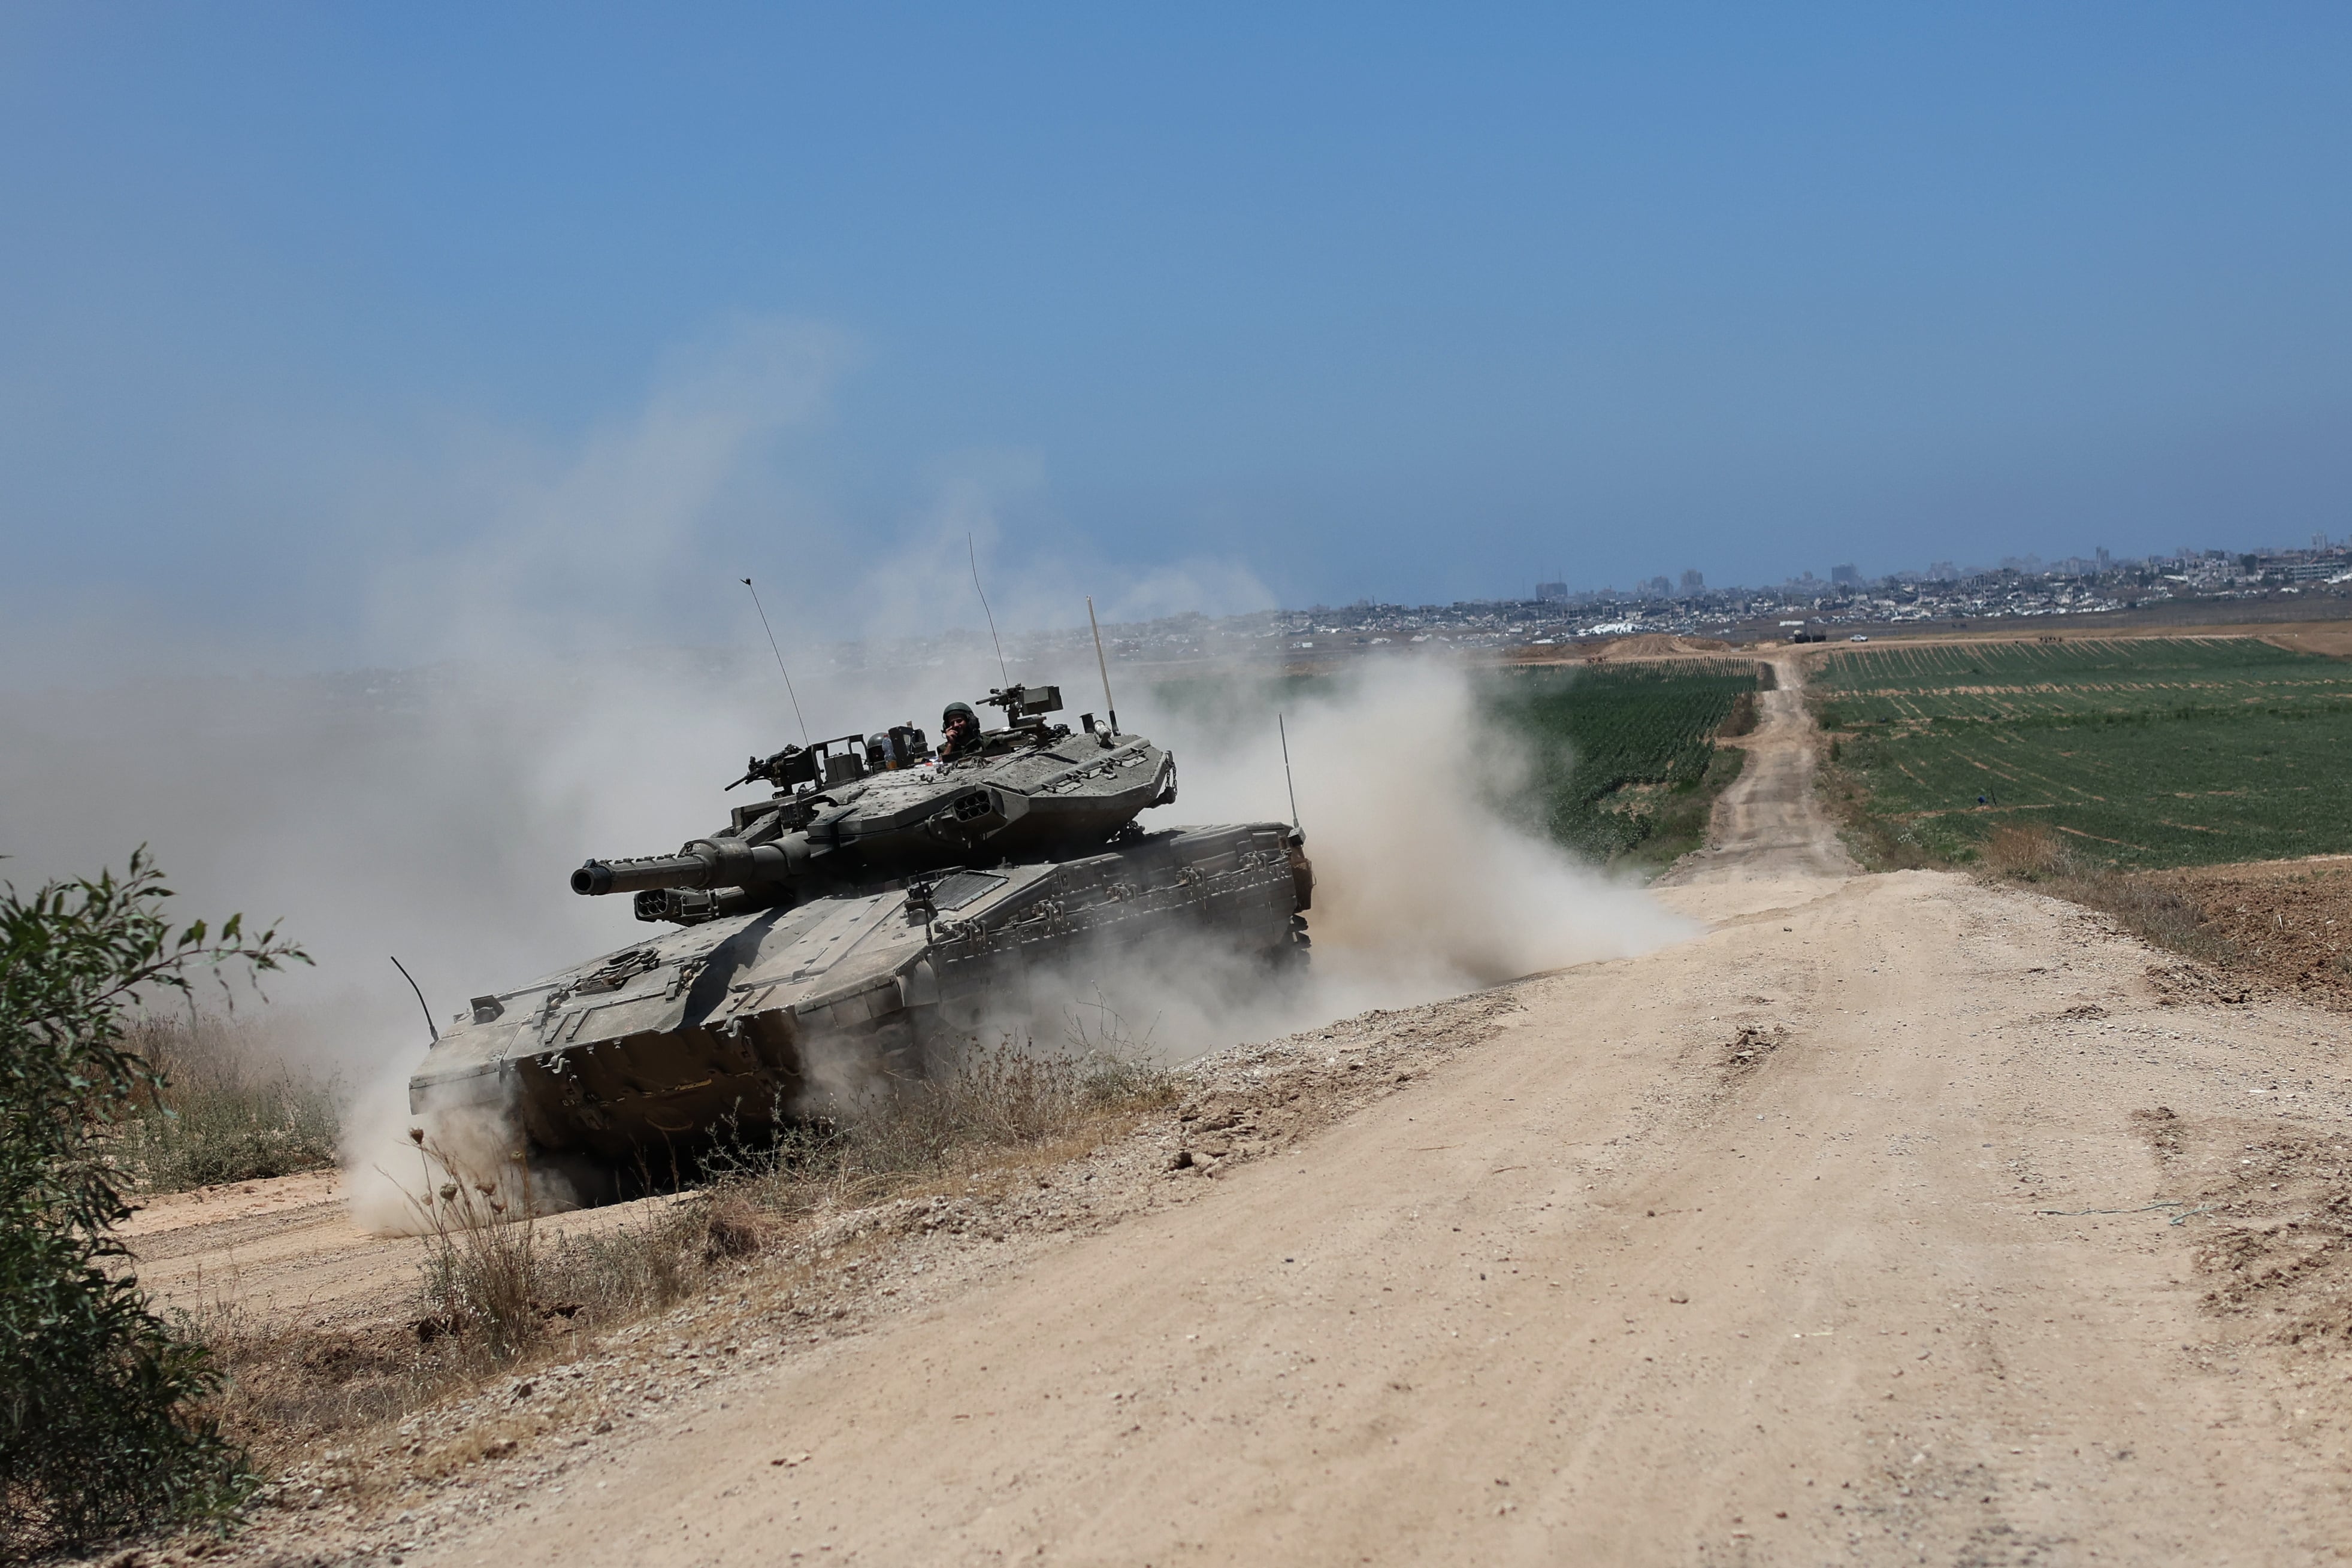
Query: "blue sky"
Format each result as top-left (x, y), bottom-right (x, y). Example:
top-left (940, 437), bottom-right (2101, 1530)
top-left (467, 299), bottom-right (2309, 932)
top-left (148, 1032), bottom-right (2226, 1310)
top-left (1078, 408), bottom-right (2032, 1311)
top-left (4, 4), bottom-right (2350, 665)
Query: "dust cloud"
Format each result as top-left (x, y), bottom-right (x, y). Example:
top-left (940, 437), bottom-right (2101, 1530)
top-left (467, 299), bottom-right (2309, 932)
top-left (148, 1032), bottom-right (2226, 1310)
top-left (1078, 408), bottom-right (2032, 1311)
top-left (1145, 657), bottom-right (1692, 1003)
top-left (1, 644), bottom-right (1692, 1225)
top-left (0, 314), bottom-right (1691, 1227)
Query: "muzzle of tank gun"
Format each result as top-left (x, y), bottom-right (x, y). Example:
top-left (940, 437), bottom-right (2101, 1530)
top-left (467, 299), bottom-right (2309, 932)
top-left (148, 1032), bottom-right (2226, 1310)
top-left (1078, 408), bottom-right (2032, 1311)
top-left (571, 838), bottom-right (802, 897)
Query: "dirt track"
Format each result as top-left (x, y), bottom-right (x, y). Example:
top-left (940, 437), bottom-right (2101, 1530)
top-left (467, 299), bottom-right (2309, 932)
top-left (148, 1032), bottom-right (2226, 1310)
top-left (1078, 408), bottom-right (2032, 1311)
top-left (143, 661), bottom-right (2352, 1564)
top-left (125, 1158), bottom-right (706, 1333)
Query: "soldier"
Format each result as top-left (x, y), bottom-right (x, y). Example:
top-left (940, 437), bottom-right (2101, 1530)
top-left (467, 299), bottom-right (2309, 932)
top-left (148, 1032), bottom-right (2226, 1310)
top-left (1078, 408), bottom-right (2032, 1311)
top-left (938, 701), bottom-right (982, 762)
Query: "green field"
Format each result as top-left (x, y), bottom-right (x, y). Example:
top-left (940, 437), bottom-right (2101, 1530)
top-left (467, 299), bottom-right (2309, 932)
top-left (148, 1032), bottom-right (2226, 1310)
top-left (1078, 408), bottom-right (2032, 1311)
top-left (1487, 660), bottom-right (1765, 864)
top-left (1815, 637), bottom-right (2352, 867)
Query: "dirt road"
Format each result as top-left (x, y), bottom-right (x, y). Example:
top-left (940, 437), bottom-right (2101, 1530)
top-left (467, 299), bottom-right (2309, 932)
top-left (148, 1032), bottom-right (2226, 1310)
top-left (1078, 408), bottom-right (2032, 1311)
top-left (125, 1161), bottom-right (705, 1333)
top-left (279, 647), bottom-right (2333, 1567)
top-left (1657, 654), bottom-right (1854, 898)
top-left (152, 665), bottom-right (2352, 1565)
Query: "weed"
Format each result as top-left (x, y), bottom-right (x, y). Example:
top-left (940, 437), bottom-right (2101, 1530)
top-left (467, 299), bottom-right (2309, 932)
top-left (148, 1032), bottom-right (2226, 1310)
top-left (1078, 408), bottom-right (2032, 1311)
top-left (116, 1012), bottom-right (341, 1192)
top-left (407, 1133), bottom-right (549, 1363)
top-left (1976, 822), bottom-right (2233, 964)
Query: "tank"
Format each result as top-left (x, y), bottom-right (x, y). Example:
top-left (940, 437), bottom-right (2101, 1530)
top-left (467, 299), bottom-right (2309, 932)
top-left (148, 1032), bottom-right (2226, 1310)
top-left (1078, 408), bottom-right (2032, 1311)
top-left (407, 682), bottom-right (1313, 1185)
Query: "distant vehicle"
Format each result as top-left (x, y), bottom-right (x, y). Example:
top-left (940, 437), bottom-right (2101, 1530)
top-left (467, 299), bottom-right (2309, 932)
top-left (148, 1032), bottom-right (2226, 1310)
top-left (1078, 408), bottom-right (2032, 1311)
top-left (1849, 634), bottom-right (1870, 642)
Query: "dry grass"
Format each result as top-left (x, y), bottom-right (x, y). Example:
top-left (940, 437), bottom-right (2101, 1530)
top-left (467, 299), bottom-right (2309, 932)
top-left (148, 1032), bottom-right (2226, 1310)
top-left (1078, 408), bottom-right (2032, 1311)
top-left (194, 1033), bottom-right (1177, 1470)
top-left (117, 1012), bottom-right (341, 1192)
top-left (1981, 822), bottom-right (2235, 965)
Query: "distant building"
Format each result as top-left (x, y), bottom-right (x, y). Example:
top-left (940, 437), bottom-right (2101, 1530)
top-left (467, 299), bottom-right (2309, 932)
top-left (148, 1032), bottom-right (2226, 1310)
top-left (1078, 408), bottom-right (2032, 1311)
top-left (1830, 564), bottom-right (1861, 586)
top-left (1641, 575), bottom-right (1673, 597)
top-left (1535, 581), bottom-right (1568, 603)
top-left (1679, 568), bottom-right (1704, 592)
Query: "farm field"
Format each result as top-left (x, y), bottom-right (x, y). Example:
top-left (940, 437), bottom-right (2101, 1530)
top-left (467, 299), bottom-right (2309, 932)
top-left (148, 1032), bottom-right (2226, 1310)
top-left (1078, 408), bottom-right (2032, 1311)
top-left (1814, 636), bottom-right (2352, 867)
top-left (1485, 659), bottom-right (1765, 864)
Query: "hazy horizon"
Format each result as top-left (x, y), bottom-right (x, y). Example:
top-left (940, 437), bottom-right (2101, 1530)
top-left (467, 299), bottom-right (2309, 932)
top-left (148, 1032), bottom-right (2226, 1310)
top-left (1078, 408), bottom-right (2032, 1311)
top-left (5, 7), bottom-right (2351, 683)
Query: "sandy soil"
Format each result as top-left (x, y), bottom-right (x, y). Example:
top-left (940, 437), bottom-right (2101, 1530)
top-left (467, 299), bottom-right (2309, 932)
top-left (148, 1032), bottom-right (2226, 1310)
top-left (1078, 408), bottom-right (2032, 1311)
top-left (126, 1162), bottom-right (706, 1331)
top-left (123, 1168), bottom-right (403, 1329)
top-left (2142, 856), bottom-right (2352, 1012)
top-left (2256, 622), bottom-right (2352, 659)
top-left (129, 662), bottom-right (2352, 1566)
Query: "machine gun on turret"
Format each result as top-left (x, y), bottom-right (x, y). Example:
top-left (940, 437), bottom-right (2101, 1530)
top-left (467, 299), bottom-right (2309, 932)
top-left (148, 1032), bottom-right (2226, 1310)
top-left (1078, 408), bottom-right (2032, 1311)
top-left (727, 743), bottom-right (819, 793)
top-left (727, 726), bottom-right (927, 794)
top-left (981, 683), bottom-right (1062, 729)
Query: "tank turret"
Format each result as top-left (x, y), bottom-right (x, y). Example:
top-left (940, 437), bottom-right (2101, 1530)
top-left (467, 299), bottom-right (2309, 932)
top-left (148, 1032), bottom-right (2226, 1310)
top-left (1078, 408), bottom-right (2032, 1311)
top-left (569, 683), bottom-right (1175, 927)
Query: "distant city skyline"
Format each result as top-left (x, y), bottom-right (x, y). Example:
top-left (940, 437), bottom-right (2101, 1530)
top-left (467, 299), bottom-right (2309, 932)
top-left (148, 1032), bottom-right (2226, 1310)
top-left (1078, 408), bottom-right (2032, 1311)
top-left (1525, 528), bottom-right (2351, 606)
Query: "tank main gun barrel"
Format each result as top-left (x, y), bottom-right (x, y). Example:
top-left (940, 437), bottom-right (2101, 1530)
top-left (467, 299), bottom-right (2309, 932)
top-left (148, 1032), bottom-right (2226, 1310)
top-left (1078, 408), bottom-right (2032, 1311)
top-left (571, 838), bottom-right (803, 897)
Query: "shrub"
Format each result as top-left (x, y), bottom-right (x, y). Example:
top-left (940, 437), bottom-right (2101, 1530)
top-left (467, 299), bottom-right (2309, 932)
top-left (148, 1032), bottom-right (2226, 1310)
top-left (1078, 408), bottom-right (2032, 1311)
top-left (117, 1012), bottom-right (341, 1192)
top-left (0, 850), bottom-right (306, 1554)
top-left (1983, 822), bottom-right (2075, 881)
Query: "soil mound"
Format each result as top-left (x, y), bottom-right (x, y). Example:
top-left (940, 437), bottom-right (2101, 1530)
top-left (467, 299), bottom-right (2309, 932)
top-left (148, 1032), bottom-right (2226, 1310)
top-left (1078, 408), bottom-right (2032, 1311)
top-left (1595, 634), bottom-right (1733, 659)
top-left (2143, 856), bottom-right (2352, 1010)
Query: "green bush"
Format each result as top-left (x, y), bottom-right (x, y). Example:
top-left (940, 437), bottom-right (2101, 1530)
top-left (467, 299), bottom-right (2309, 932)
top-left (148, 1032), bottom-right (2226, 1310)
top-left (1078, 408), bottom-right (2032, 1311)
top-left (0, 850), bottom-right (306, 1554)
top-left (117, 1013), bottom-right (341, 1192)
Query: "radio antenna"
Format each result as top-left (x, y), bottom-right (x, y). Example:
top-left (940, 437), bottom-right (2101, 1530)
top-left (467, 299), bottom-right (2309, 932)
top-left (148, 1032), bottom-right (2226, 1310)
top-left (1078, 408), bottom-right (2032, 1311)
top-left (1086, 595), bottom-right (1119, 737)
top-left (969, 533), bottom-right (1009, 687)
top-left (1278, 713), bottom-right (1302, 839)
top-left (740, 577), bottom-right (810, 746)
top-left (389, 955), bottom-right (438, 1046)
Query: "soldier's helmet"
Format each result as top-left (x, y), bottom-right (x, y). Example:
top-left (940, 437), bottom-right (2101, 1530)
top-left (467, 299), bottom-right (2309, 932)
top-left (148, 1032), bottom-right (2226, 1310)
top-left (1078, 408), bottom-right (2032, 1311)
top-left (942, 701), bottom-right (979, 731)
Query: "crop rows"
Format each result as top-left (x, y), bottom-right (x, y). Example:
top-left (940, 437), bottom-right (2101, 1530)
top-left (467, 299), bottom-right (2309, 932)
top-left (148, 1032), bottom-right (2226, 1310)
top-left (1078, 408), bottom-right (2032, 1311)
top-left (1818, 637), bottom-right (2352, 868)
top-left (1813, 635), bottom-right (2304, 689)
top-left (1814, 637), bottom-right (2352, 728)
top-left (1486, 660), bottom-right (1764, 861)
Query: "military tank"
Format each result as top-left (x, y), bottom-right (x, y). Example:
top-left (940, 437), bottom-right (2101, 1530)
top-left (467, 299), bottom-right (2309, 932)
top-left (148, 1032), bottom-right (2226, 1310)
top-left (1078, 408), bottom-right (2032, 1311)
top-left (408, 682), bottom-right (1311, 1183)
